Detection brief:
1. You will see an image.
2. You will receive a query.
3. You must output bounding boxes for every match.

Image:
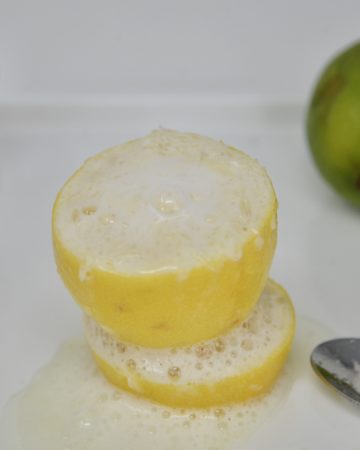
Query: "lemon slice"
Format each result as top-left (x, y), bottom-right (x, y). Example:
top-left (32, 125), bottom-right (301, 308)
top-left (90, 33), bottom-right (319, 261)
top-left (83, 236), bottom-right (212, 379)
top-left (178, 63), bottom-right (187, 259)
top-left (84, 279), bottom-right (295, 408)
top-left (52, 130), bottom-right (277, 347)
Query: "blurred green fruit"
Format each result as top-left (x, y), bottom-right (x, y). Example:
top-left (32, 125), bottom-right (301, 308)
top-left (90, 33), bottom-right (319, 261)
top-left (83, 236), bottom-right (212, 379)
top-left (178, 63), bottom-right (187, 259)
top-left (306, 41), bottom-right (360, 208)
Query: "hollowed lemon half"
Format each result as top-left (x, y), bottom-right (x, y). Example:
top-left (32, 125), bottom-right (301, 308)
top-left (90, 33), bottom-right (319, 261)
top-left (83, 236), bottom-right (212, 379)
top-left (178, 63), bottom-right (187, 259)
top-left (53, 130), bottom-right (277, 347)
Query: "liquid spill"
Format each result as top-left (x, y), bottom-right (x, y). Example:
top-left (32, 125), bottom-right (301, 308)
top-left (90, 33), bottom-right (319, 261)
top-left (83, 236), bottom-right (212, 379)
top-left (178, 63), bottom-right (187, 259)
top-left (0, 317), bottom-right (334, 450)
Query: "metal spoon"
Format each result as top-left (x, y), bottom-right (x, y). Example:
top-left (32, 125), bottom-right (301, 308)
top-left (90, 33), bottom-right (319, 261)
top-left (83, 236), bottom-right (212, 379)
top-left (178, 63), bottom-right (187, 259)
top-left (310, 338), bottom-right (360, 406)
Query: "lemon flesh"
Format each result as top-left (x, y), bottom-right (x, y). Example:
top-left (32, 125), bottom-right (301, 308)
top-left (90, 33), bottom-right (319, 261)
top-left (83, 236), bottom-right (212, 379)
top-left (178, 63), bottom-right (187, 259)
top-left (307, 41), bottom-right (360, 208)
top-left (53, 130), bottom-right (277, 347)
top-left (84, 279), bottom-right (295, 408)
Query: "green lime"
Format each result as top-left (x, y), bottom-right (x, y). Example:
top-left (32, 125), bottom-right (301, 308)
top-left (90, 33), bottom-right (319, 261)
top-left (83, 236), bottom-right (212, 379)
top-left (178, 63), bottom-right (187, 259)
top-left (306, 41), bottom-right (360, 208)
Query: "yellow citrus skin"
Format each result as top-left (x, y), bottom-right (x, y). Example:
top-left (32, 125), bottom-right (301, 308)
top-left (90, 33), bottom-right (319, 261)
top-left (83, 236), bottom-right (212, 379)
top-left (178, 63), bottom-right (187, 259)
top-left (89, 280), bottom-right (295, 408)
top-left (52, 203), bottom-right (277, 348)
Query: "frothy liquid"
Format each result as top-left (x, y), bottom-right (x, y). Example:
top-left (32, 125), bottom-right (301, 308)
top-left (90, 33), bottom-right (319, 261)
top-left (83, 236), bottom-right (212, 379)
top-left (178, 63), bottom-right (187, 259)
top-left (1, 338), bottom-right (292, 450)
top-left (54, 130), bottom-right (274, 274)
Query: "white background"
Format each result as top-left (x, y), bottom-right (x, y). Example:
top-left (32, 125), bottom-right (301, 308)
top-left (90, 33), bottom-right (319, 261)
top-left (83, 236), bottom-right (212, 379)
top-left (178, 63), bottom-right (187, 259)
top-left (1, 0), bottom-right (360, 99)
top-left (1, 1), bottom-right (360, 449)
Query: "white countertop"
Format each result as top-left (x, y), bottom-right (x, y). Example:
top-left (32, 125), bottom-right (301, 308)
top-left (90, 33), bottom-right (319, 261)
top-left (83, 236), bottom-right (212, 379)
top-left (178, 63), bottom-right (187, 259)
top-left (1, 98), bottom-right (359, 449)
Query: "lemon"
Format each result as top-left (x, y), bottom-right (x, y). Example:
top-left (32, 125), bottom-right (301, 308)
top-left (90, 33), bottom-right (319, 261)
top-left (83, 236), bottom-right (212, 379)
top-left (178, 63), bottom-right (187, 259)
top-left (84, 279), bottom-right (295, 408)
top-left (53, 130), bottom-right (277, 348)
top-left (307, 41), bottom-right (360, 208)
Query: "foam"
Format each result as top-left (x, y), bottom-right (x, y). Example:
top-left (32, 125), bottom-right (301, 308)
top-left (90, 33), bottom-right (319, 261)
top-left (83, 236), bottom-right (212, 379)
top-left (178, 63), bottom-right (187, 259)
top-left (54, 130), bottom-right (274, 274)
top-left (84, 281), bottom-right (293, 385)
top-left (1, 337), bottom-right (291, 450)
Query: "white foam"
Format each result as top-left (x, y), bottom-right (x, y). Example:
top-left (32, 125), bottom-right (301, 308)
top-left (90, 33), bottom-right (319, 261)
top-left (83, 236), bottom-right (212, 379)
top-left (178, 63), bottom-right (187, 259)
top-left (54, 130), bottom-right (275, 274)
top-left (84, 281), bottom-right (293, 385)
top-left (1, 338), bottom-right (291, 450)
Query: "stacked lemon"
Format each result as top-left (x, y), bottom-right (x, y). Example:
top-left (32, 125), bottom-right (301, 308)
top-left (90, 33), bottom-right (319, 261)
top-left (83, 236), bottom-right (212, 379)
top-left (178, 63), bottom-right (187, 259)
top-left (52, 129), bottom-right (295, 407)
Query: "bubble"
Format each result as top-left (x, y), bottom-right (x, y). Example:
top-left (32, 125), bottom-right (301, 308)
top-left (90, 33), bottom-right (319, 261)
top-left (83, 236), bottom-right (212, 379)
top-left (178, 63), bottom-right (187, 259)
top-left (195, 344), bottom-right (213, 359)
top-left (100, 214), bottom-right (116, 224)
top-left (116, 343), bottom-right (127, 353)
top-left (82, 206), bottom-right (97, 215)
top-left (167, 366), bottom-right (181, 380)
top-left (214, 339), bottom-right (225, 352)
top-left (79, 417), bottom-right (91, 428)
top-left (154, 191), bottom-right (182, 214)
top-left (126, 359), bottom-right (136, 370)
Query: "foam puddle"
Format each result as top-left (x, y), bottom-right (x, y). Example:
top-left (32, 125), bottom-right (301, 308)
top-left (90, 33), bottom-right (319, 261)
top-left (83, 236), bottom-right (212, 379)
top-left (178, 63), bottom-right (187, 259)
top-left (1, 318), bottom-right (334, 450)
top-left (1, 339), bottom-right (292, 450)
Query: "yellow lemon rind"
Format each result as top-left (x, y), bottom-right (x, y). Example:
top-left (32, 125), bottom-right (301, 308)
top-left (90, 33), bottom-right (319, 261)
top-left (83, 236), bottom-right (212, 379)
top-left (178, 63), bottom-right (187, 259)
top-left (86, 279), bottom-right (295, 407)
top-left (52, 201), bottom-right (277, 348)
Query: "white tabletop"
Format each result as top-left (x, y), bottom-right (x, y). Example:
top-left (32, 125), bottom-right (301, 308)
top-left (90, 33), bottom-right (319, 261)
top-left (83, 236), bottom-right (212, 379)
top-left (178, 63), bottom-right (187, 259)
top-left (1, 98), bottom-right (359, 449)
